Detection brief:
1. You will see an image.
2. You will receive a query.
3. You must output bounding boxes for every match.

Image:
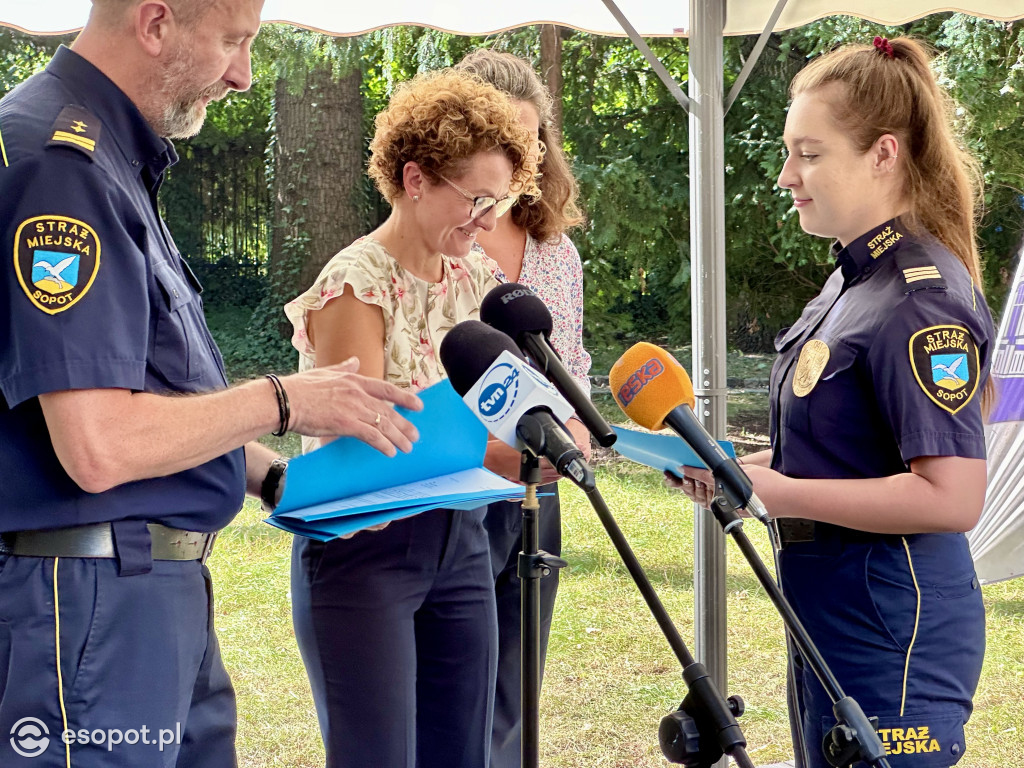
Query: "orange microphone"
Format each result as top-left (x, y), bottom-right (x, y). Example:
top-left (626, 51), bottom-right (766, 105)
top-left (609, 342), bottom-right (694, 430)
top-left (610, 343), bottom-right (768, 521)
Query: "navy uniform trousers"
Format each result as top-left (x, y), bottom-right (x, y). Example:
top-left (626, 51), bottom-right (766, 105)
top-left (0, 548), bottom-right (235, 767)
top-left (483, 485), bottom-right (562, 768)
top-left (291, 506), bottom-right (498, 768)
top-left (780, 526), bottom-right (984, 768)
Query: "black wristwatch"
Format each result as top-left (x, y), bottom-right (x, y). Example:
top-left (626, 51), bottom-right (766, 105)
top-left (261, 457), bottom-right (289, 513)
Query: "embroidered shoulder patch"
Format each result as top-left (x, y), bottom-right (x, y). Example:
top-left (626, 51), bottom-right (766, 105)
top-left (46, 105), bottom-right (101, 158)
top-left (895, 248), bottom-right (946, 292)
top-left (13, 215), bottom-right (101, 314)
top-left (909, 325), bottom-right (979, 414)
top-left (902, 265), bottom-right (942, 284)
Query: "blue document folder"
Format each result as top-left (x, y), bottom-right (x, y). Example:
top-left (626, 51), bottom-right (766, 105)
top-left (611, 425), bottom-right (735, 474)
top-left (267, 380), bottom-right (525, 540)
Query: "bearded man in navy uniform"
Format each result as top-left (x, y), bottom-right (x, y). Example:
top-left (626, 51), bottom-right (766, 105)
top-left (0, 2), bottom-right (421, 766)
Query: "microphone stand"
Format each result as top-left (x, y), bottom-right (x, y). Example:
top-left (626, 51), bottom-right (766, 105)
top-left (705, 490), bottom-right (892, 768)
top-left (574, 475), bottom-right (755, 768)
top-left (512, 413), bottom-right (753, 767)
top-left (517, 452), bottom-right (567, 768)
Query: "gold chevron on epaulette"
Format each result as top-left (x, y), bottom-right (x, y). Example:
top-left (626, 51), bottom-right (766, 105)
top-left (903, 265), bottom-right (942, 284)
top-left (46, 105), bottom-right (101, 157)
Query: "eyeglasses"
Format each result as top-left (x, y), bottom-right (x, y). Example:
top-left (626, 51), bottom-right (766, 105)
top-left (437, 175), bottom-right (517, 220)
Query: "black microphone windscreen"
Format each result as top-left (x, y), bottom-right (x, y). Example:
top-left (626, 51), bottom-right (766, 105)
top-left (480, 283), bottom-right (553, 341)
top-left (439, 320), bottom-right (524, 396)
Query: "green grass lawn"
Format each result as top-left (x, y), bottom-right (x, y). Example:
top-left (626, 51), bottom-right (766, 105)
top-left (210, 462), bottom-right (1024, 768)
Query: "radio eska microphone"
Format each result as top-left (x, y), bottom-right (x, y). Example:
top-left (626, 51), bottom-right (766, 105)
top-left (480, 283), bottom-right (617, 448)
top-left (609, 342), bottom-right (768, 522)
top-left (439, 320), bottom-right (595, 490)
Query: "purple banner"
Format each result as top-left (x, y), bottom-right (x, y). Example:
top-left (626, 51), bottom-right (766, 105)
top-left (990, 278), bottom-right (1024, 423)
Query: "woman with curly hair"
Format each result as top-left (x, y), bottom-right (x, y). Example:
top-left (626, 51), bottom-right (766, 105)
top-left (454, 49), bottom-right (591, 768)
top-left (284, 69), bottom-right (536, 768)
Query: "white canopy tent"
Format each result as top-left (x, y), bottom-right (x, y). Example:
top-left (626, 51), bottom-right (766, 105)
top-left (5, 1), bottom-right (1024, 37)
top-left (4, 0), bottom-right (1024, 712)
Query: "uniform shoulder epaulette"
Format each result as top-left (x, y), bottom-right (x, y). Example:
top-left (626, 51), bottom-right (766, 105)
top-left (894, 245), bottom-right (946, 292)
top-left (45, 105), bottom-right (101, 160)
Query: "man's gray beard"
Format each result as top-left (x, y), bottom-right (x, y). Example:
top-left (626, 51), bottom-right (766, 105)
top-left (147, 44), bottom-right (209, 139)
top-left (159, 98), bottom-right (207, 140)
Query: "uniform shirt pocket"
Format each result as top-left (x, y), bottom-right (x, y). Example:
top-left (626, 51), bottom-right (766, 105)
top-left (780, 337), bottom-right (859, 437)
top-left (151, 265), bottom-right (200, 385)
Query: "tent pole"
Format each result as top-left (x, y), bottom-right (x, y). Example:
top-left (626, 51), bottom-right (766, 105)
top-left (599, 0), bottom-right (690, 113)
top-left (689, 4), bottom-right (729, 764)
top-left (725, 0), bottom-right (789, 114)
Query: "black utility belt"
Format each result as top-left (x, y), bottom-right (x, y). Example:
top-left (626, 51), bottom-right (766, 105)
top-left (775, 518), bottom-right (883, 549)
top-left (0, 522), bottom-right (217, 563)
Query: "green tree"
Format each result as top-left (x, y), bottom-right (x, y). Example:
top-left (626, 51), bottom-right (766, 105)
top-left (0, 28), bottom-right (64, 92)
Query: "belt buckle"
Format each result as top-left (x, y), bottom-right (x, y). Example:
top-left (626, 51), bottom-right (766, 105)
top-left (200, 532), bottom-right (218, 564)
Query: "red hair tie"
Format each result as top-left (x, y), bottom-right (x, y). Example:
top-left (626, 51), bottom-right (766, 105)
top-left (873, 36), bottom-right (895, 59)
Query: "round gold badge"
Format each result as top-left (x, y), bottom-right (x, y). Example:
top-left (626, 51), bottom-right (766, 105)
top-left (792, 339), bottom-right (830, 398)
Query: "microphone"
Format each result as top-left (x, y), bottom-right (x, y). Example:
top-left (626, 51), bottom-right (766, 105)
top-left (480, 283), bottom-right (617, 448)
top-left (439, 320), bottom-right (595, 489)
top-left (609, 342), bottom-right (768, 522)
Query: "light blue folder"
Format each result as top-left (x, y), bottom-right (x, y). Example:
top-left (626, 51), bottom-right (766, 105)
top-left (611, 425), bottom-right (735, 475)
top-left (267, 380), bottom-right (525, 540)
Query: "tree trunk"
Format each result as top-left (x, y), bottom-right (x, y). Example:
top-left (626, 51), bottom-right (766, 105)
top-left (539, 25), bottom-right (564, 133)
top-left (265, 63), bottom-right (365, 340)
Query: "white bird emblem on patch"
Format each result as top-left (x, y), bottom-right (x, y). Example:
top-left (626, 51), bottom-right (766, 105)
top-left (932, 355), bottom-right (965, 381)
top-left (34, 255), bottom-right (77, 291)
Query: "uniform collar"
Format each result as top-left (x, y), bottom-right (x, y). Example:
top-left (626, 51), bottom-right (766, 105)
top-left (832, 217), bottom-right (908, 284)
top-left (47, 46), bottom-right (178, 180)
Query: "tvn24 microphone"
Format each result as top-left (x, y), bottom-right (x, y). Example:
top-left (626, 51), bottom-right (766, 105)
top-left (480, 283), bottom-right (616, 448)
top-left (609, 342), bottom-right (769, 522)
top-left (439, 320), bottom-right (594, 490)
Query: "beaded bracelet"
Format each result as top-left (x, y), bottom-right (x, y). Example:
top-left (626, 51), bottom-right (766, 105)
top-left (265, 373), bottom-right (291, 436)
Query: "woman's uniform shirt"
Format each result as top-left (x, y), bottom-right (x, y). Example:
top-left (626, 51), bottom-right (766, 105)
top-left (769, 219), bottom-right (992, 767)
top-left (770, 218), bottom-right (992, 482)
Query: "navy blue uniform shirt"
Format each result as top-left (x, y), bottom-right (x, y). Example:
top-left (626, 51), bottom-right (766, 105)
top-left (770, 218), bottom-right (993, 481)
top-left (0, 46), bottom-right (244, 532)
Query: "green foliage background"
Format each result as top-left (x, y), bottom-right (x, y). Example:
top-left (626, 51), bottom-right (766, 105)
top-left (3, 15), bottom-right (1024, 376)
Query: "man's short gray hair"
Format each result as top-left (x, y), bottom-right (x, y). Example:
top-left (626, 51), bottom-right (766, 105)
top-left (90, 0), bottom-right (210, 30)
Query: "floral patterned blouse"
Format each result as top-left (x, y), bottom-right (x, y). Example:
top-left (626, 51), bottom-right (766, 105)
top-left (286, 235), bottom-right (500, 402)
top-left (480, 233), bottom-right (592, 396)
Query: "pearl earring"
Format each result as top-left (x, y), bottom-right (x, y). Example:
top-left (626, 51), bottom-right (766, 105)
top-left (412, 195), bottom-right (420, 202)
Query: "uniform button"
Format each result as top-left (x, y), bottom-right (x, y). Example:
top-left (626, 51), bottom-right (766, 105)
top-left (131, 160), bottom-right (139, 166)
top-left (173, 289), bottom-right (180, 298)
top-left (862, 266), bottom-right (871, 274)
top-left (951, 743), bottom-right (961, 755)
top-left (972, 576), bottom-right (979, 589)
